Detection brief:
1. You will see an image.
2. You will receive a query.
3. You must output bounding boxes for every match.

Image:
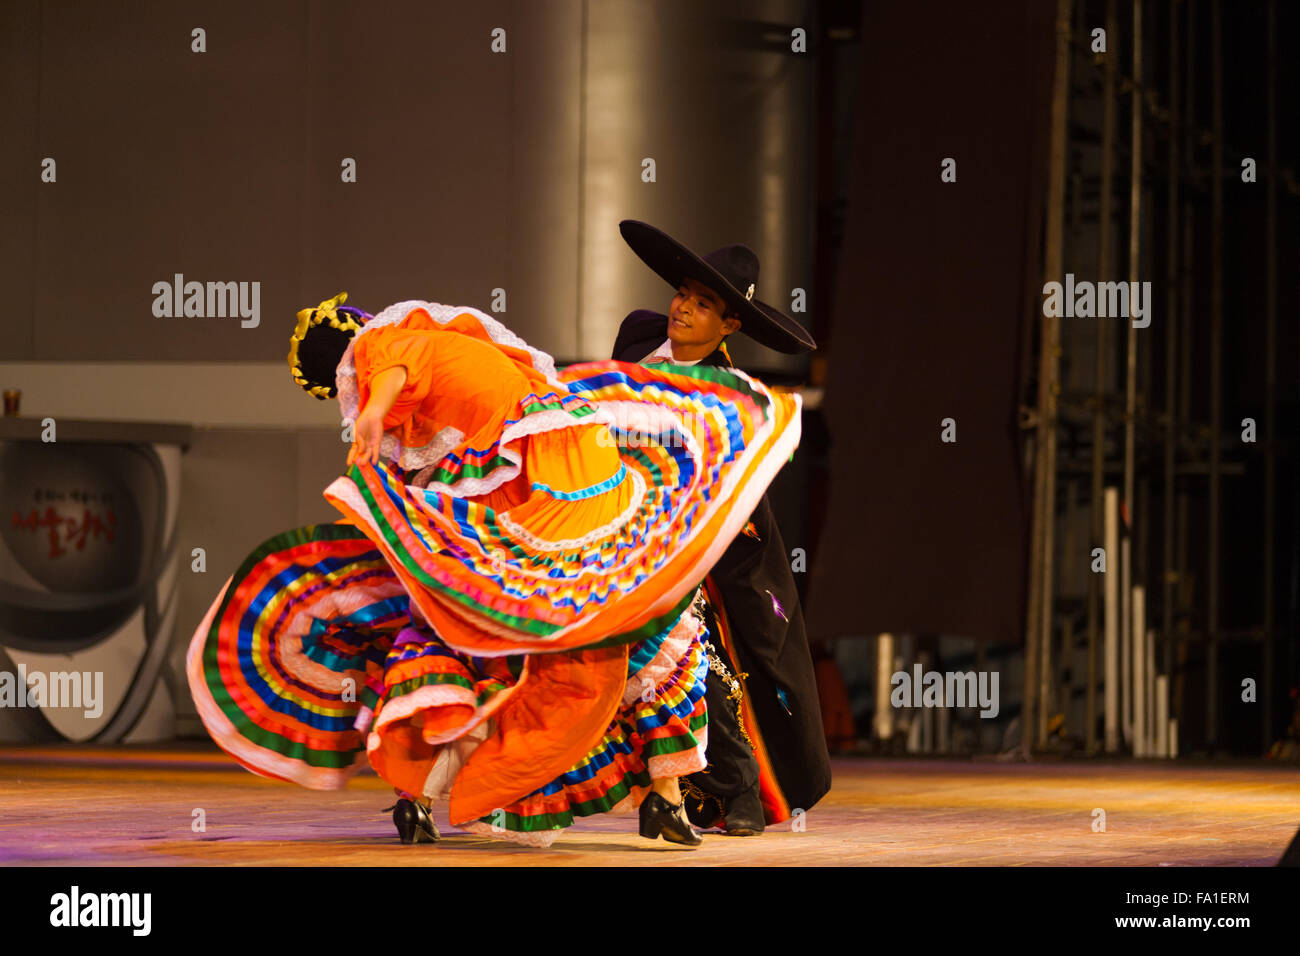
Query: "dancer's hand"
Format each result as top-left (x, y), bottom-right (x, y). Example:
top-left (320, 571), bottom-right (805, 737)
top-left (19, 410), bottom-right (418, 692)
top-left (347, 366), bottom-right (407, 468)
top-left (348, 408), bottom-right (385, 467)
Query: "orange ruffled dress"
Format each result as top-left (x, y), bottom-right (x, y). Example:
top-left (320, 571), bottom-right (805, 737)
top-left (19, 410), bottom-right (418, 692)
top-left (187, 301), bottom-right (801, 846)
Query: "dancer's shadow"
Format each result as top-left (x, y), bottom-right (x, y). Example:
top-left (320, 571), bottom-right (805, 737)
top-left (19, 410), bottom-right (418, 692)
top-left (359, 832), bottom-right (707, 855)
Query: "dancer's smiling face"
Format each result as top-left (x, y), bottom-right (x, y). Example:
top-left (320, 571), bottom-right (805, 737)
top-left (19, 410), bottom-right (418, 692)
top-left (668, 278), bottom-right (741, 353)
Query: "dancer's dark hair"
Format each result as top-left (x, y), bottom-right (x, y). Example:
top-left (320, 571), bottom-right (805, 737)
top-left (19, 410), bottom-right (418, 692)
top-left (288, 293), bottom-right (371, 399)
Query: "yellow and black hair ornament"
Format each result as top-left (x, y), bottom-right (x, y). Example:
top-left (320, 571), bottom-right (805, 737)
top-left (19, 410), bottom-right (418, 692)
top-left (287, 292), bottom-right (371, 400)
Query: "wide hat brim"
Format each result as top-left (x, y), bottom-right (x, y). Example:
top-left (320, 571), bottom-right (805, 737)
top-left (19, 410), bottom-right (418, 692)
top-left (619, 220), bottom-right (816, 354)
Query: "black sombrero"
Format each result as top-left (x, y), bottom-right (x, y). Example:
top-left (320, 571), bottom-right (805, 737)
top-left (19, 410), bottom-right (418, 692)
top-left (619, 219), bottom-right (816, 354)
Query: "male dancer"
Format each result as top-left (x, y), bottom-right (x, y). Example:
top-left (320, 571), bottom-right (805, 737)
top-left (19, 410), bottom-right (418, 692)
top-left (611, 220), bottom-right (831, 834)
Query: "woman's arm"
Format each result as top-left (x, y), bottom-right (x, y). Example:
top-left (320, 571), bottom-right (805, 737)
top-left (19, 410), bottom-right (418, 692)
top-left (347, 365), bottom-right (408, 466)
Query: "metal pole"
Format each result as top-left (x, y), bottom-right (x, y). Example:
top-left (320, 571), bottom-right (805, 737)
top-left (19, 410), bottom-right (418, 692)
top-left (1147, 623), bottom-right (1156, 754)
top-left (1162, 0), bottom-right (1179, 718)
top-left (1064, 478), bottom-right (1077, 720)
top-left (1023, 457), bottom-right (1043, 754)
top-left (1134, 585), bottom-right (1147, 756)
top-left (1088, 0), bottom-right (1119, 756)
top-left (874, 634), bottom-right (895, 742)
top-left (1175, 0), bottom-right (1197, 731)
top-left (1122, 0), bottom-right (1143, 752)
top-left (1024, 0), bottom-right (1076, 754)
top-left (1262, 0), bottom-right (1277, 754)
top-left (1105, 487), bottom-right (1120, 751)
top-left (1032, 0), bottom-right (1072, 752)
top-left (1208, 0), bottom-right (1223, 753)
top-left (1156, 673), bottom-right (1170, 755)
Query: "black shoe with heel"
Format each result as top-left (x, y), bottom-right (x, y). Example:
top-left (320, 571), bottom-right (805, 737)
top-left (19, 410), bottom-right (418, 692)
top-left (383, 798), bottom-right (440, 844)
top-left (720, 783), bottom-right (765, 836)
top-left (639, 791), bottom-right (703, 847)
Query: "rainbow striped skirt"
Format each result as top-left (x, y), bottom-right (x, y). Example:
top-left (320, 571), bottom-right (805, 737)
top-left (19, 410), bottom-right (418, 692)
top-left (187, 356), bottom-right (800, 843)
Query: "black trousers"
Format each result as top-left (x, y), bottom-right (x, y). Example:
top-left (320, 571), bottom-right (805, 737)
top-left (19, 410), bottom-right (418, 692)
top-left (682, 603), bottom-right (760, 825)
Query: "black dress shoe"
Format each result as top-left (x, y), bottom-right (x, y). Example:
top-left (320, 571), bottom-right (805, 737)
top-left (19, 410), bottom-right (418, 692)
top-left (720, 783), bottom-right (766, 836)
top-left (383, 799), bottom-right (440, 844)
top-left (639, 791), bottom-right (703, 846)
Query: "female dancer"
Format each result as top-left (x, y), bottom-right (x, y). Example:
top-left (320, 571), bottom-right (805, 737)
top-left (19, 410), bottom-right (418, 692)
top-left (187, 293), bottom-right (801, 847)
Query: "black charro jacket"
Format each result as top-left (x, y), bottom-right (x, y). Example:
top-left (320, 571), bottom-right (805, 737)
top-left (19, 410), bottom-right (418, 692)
top-left (612, 310), bottom-right (831, 814)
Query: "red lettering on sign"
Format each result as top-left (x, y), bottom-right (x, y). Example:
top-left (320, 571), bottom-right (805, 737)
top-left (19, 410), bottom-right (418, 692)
top-left (11, 507), bottom-right (117, 558)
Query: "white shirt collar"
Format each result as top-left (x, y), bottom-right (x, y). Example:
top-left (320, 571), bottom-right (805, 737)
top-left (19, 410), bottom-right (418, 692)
top-left (641, 338), bottom-right (703, 367)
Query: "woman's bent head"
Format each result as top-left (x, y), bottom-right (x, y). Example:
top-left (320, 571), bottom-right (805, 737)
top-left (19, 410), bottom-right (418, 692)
top-left (288, 292), bottom-right (371, 399)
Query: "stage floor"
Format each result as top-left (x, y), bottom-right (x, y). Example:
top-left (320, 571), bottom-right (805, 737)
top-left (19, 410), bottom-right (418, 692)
top-left (1, 746), bottom-right (1296, 865)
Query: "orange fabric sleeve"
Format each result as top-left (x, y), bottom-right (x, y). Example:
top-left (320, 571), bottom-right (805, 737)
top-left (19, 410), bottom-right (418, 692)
top-left (354, 324), bottom-right (442, 431)
top-left (352, 308), bottom-right (556, 449)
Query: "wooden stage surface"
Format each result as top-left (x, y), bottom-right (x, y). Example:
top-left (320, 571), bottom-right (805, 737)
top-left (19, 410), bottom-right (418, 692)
top-left (1, 746), bottom-right (1297, 866)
